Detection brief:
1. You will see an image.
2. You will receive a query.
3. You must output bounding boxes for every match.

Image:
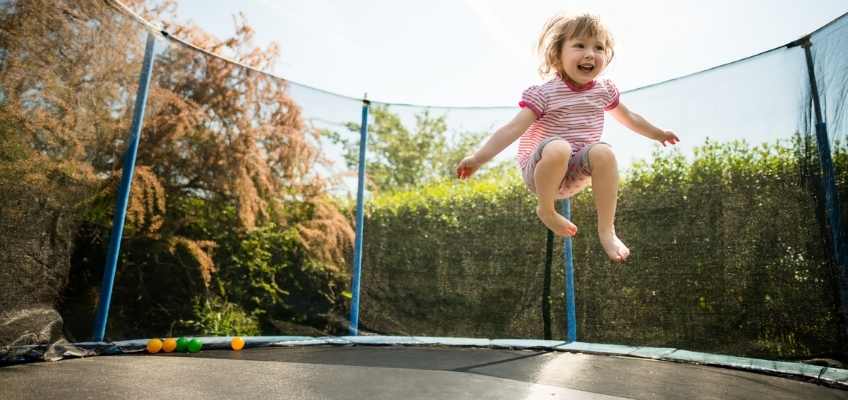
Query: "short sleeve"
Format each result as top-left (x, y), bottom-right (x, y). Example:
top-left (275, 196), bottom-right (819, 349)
top-left (519, 85), bottom-right (546, 118)
top-left (602, 79), bottom-right (620, 111)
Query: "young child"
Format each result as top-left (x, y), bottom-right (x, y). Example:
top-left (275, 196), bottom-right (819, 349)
top-left (456, 13), bottom-right (679, 263)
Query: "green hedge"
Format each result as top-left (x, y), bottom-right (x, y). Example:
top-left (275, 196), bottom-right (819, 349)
top-left (358, 138), bottom-right (847, 360)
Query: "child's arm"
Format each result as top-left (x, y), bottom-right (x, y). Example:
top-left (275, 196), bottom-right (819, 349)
top-left (608, 102), bottom-right (679, 146)
top-left (457, 108), bottom-right (537, 179)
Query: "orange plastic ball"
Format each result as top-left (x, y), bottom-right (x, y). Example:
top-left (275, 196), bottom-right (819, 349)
top-left (230, 336), bottom-right (245, 351)
top-left (146, 338), bottom-right (163, 354)
top-left (161, 338), bottom-right (177, 353)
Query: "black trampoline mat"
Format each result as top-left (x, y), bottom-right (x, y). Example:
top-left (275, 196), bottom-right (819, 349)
top-left (2, 346), bottom-right (846, 399)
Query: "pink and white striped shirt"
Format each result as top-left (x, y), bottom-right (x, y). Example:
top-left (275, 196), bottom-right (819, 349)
top-left (517, 76), bottom-right (620, 168)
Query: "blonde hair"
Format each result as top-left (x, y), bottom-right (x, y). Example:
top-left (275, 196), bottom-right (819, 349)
top-left (537, 13), bottom-right (615, 78)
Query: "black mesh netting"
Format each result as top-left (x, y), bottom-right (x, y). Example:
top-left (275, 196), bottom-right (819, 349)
top-left (1, 0), bottom-right (846, 365)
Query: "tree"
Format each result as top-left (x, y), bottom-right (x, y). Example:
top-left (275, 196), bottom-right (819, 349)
top-left (0, 0), bottom-right (354, 343)
top-left (324, 104), bottom-right (495, 192)
top-left (0, 0), bottom-right (155, 347)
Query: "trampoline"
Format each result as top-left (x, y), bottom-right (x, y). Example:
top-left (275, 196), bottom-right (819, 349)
top-left (2, 337), bottom-right (848, 399)
top-left (3, 1), bottom-right (848, 400)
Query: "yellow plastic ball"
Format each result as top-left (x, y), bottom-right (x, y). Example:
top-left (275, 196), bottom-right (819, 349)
top-left (146, 338), bottom-right (163, 354)
top-left (230, 336), bottom-right (245, 351)
top-left (162, 338), bottom-right (177, 353)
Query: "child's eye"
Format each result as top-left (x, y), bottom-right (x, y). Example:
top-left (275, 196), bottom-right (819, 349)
top-left (595, 46), bottom-right (605, 51)
top-left (574, 43), bottom-right (585, 48)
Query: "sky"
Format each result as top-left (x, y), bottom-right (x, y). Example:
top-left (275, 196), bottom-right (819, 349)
top-left (170, 0), bottom-right (848, 107)
top-left (156, 0), bottom-right (848, 179)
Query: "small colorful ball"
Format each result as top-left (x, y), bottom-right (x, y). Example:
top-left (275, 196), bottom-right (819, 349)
top-left (230, 336), bottom-right (245, 351)
top-left (162, 338), bottom-right (177, 353)
top-left (175, 337), bottom-right (189, 352)
top-left (187, 338), bottom-right (202, 353)
top-left (146, 338), bottom-right (163, 353)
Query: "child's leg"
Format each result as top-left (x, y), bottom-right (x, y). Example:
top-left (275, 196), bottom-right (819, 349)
top-left (534, 140), bottom-right (578, 236)
top-left (588, 144), bottom-right (630, 262)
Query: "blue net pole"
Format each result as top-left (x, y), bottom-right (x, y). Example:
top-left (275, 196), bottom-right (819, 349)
top-left (800, 37), bottom-right (848, 334)
top-left (543, 228), bottom-right (554, 340)
top-left (349, 98), bottom-right (371, 336)
top-left (561, 199), bottom-right (577, 342)
top-left (92, 33), bottom-right (157, 341)
top-left (801, 38), bottom-right (847, 266)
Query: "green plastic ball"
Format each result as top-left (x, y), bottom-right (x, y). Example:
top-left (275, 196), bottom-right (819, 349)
top-left (175, 337), bottom-right (189, 352)
top-left (187, 338), bottom-right (202, 353)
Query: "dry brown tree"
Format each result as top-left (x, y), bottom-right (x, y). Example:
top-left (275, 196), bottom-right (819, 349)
top-left (0, 0), bottom-right (353, 346)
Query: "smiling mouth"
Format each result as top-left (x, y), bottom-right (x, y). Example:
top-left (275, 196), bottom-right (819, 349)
top-left (578, 64), bottom-right (595, 72)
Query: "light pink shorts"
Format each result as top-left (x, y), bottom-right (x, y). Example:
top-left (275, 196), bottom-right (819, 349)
top-left (521, 138), bottom-right (608, 199)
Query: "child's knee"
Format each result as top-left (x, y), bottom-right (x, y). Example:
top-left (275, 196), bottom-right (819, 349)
top-left (541, 140), bottom-right (572, 162)
top-left (588, 143), bottom-right (616, 165)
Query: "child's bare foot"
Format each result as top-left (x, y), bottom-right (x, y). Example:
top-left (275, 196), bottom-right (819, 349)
top-left (599, 230), bottom-right (630, 262)
top-left (536, 206), bottom-right (578, 236)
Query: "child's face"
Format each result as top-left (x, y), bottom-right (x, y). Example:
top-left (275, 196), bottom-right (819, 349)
top-left (559, 35), bottom-right (609, 86)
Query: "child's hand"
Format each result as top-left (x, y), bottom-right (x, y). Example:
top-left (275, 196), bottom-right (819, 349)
top-left (658, 130), bottom-right (680, 147)
top-left (456, 155), bottom-right (483, 180)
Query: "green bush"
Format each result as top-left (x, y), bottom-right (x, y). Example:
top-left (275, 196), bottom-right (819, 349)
top-left (357, 137), bottom-right (847, 360)
top-left (216, 222), bottom-right (348, 335)
top-left (179, 296), bottom-right (260, 337)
